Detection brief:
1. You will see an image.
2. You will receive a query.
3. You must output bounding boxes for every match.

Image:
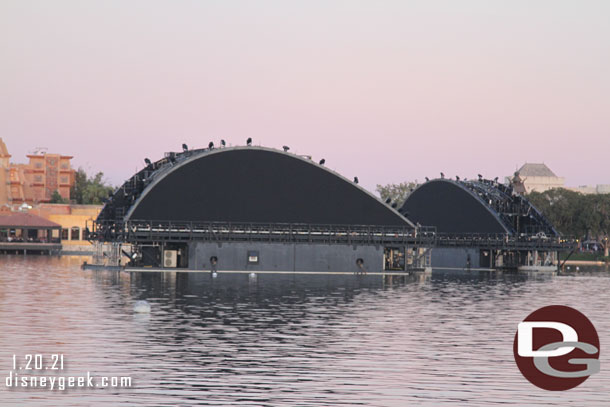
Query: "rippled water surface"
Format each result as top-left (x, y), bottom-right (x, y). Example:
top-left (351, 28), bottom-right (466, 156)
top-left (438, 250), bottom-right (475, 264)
top-left (1, 256), bottom-right (609, 406)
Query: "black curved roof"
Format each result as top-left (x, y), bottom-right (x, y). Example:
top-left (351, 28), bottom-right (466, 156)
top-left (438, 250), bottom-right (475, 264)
top-left (400, 178), bottom-right (558, 236)
top-left (98, 147), bottom-right (412, 228)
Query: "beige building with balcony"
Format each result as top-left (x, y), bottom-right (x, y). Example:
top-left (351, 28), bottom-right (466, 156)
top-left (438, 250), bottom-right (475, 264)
top-left (0, 138), bottom-right (75, 205)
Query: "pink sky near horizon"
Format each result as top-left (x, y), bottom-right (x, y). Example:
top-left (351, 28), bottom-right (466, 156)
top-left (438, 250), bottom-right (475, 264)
top-left (1, 1), bottom-right (609, 193)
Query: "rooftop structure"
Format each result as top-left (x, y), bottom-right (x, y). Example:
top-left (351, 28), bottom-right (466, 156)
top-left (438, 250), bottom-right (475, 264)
top-left (518, 163), bottom-right (557, 177)
top-left (0, 212), bottom-right (61, 229)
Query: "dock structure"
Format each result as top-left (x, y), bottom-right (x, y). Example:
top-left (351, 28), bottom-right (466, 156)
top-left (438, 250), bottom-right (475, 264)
top-left (0, 212), bottom-right (62, 254)
top-left (0, 242), bottom-right (62, 255)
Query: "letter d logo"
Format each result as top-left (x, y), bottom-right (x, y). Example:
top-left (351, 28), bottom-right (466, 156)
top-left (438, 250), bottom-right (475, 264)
top-left (513, 305), bottom-right (600, 391)
top-left (517, 322), bottom-right (577, 357)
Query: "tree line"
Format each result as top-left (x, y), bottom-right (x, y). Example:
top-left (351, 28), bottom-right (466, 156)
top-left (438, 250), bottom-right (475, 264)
top-left (50, 168), bottom-right (114, 205)
top-left (527, 189), bottom-right (610, 241)
top-left (375, 182), bottom-right (418, 208)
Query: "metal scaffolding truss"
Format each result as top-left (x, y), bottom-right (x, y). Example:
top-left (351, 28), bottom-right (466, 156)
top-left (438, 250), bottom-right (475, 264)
top-left (458, 179), bottom-right (558, 237)
top-left (91, 219), bottom-right (576, 252)
top-left (92, 220), bottom-right (436, 247)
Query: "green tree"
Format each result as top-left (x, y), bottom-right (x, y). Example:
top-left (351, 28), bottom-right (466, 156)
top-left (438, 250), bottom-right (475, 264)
top-left (70, 168), bottom-right (114, 205)
top-left (527, 188), bottom-right (610, 252)
top-left (375, 181), bottom-right (419, 207)
top-left (71, 168), bottom-right (88, 204)
top-left (49, 190), bottom-right (68, 204)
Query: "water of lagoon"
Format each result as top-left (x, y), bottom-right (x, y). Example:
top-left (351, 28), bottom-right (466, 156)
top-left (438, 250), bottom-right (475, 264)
top-left (0, 256), bottom-right (608, 406)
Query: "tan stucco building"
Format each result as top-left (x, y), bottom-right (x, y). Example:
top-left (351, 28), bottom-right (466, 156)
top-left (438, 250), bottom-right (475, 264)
top-left (30, 203), bottom-right (102, 251)
top-left (0, 139), bottom-right (100, 253)
top-left (0, 138), bottom-right (75, 205)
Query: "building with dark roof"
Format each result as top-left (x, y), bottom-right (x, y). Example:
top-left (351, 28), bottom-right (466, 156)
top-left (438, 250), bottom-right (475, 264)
top-left (0, 212), bottom-right (61, 230)
top-left (0, 211), bottom-right (62, 254)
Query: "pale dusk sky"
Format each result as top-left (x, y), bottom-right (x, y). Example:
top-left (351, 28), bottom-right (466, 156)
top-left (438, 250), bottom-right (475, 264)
top-left (1, 1), bottom-right (609, 191)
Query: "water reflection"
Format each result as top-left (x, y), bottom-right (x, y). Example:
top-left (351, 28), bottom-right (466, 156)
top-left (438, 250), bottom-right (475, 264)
top-left (0, 256), bottom-right (608, 406)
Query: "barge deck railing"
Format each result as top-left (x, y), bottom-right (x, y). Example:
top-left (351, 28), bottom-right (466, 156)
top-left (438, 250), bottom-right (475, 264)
top-left (92, 220), bottom-right (436, 246)
top-left (90, 220), bottom-right (576, 251)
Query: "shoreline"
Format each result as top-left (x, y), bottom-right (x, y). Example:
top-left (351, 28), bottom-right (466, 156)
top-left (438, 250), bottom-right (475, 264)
top-left (562, 260), bottom-right (608, 266)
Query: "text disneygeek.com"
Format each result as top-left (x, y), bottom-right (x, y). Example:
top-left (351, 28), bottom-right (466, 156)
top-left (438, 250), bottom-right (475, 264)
top-left (4, 371), bottom-right (132, 390)
top-left (5, 355), bottom-right (131, 391)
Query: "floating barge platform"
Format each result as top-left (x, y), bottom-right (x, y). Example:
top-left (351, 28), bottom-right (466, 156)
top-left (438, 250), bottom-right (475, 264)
top-left (86, 145), bottom-right (576, 274)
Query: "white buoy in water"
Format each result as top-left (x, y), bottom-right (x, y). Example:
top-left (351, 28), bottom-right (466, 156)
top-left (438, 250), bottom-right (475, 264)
top-left (133, 300), bottom-right (151, 313)
top-left (576, 266), bottom-right (580, 271)
top-left (212, 272), bottom-right (218, 278)
top-left (249, 272), bottom-right (256, 278)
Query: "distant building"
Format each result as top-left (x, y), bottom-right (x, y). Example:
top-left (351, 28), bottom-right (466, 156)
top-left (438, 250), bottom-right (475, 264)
top-left (505, 162), bottom-right (609, 195)
top-left (0, 138), bottom-right (75, 205)
top-left (0, 139), bottom-right (11, 205)
top-left (565, 184), bottom-right (610, 195)
top-left (0, 203), bottom-right (101, 254)
top-left (0, 211), bottom-right (61, 242)
top-left (598, 185), bottom-right (610, 194)
top-left (30, 203), bottom-right (102, 252)
top-left (505, 163), bottom-right (565, 194)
